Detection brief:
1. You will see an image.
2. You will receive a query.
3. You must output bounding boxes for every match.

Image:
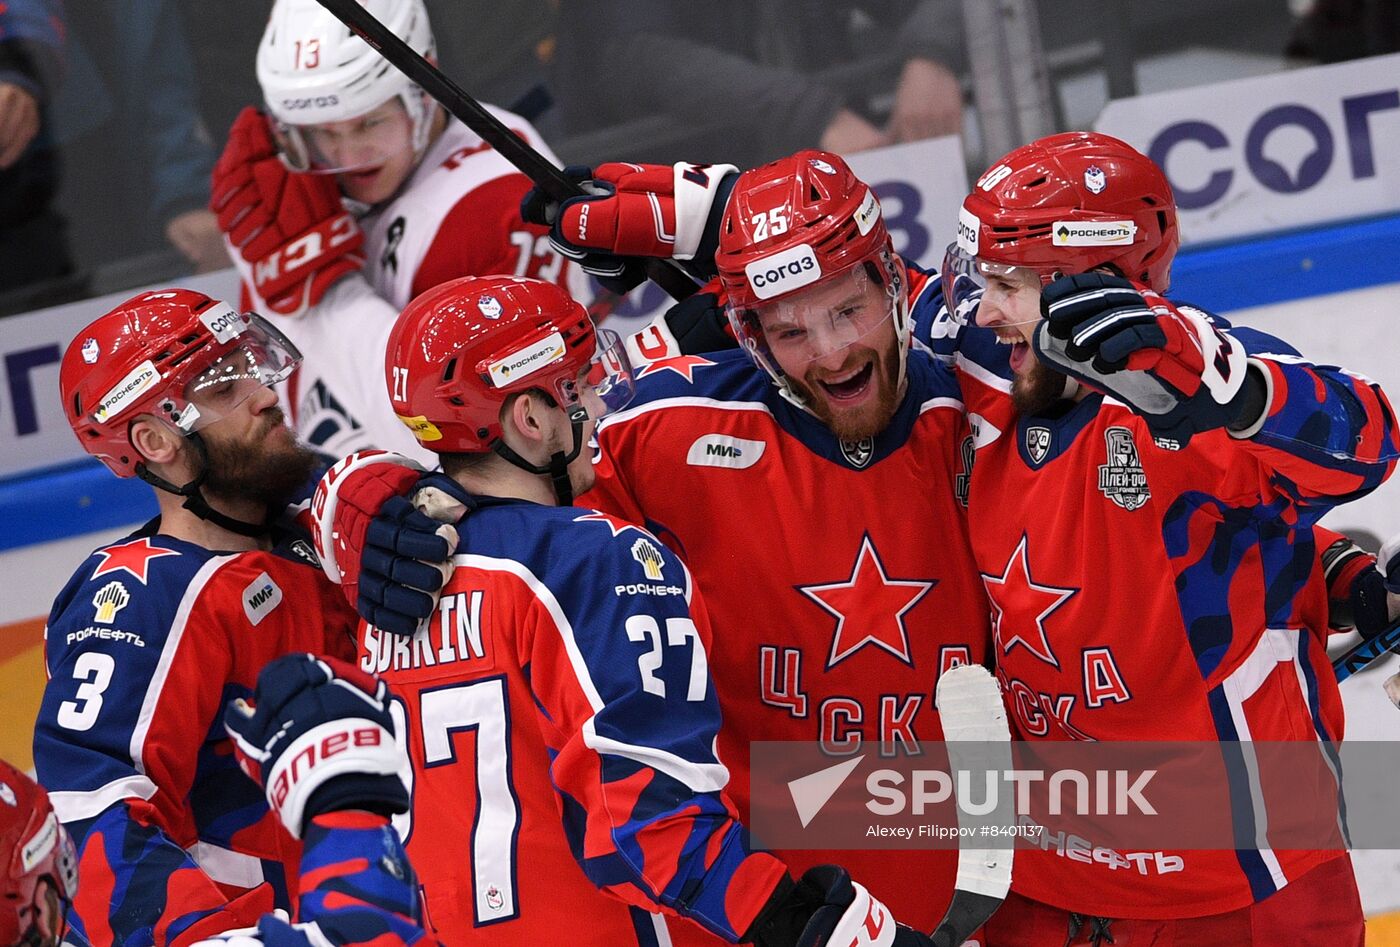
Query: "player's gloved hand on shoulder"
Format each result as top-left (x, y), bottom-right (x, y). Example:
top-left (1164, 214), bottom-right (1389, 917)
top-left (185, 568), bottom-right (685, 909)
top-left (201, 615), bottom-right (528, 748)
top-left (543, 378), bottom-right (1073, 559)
top-left (211, 106), bottom-right (364, 317)
top-left (224, 654), bottom-right (409, 839)
top-left (624, 283), bottom-right (738, 366)
top-left (520, 161), bottom-right (738, 291)
top-left (746, 866), bottom-right (932, 947)
top-left (312, 452), bottom-right (459, 636)
top-left (1033, 273), bottom-right (1266, 445)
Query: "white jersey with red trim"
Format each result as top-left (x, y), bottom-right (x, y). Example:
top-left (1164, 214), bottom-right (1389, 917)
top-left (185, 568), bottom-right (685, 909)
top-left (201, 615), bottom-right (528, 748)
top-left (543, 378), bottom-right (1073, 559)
top-left (247, 107), bottom-right (581, 463)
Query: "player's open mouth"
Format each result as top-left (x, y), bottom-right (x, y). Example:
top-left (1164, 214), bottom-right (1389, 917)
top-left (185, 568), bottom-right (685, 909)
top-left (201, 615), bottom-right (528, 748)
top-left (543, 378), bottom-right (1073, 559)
top-left (345, 166), bottom-right (384, 186)
top-left (817, 361), bottom-right (874, 403)
top-left (1008, 340), bottom-right (1032, 373)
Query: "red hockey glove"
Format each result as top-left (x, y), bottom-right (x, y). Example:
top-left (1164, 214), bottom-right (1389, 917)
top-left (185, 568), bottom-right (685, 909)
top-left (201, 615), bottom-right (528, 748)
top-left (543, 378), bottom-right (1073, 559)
top-left (211, 107), bottom-right (364, 317)
top-left (311, 451), bottom-right (458, 635)
top-left (1034, 273), bottom-right (1261, 445)
top-left (521, 161), bottom-right (737, 289)
top-left (224, 654), bottom-right (408, 839)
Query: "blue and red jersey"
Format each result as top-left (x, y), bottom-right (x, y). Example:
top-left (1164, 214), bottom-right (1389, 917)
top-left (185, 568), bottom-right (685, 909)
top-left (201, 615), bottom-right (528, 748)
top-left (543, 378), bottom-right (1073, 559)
top-left (34, 523), bottom-right (357, 946)
top-left (362, 485), bottom-right (787, 945)
top-left (911, 266), bottom-right (1397, 917)
top-left (582, 341), bottom-right (992, 939)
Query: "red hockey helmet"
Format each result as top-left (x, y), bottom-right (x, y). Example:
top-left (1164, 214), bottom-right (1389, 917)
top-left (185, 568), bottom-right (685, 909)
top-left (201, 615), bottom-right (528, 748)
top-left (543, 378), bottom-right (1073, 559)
top-left (59, 289), bottom-right (301, 477)
top-left (385, 275), bottom-right (636, 453)
top-left (715, 150), bottom-right (908, 392)
top-left (0, 762), bottom-right (77, 947)
top-left (943, 132), bottom-right (1179, 324)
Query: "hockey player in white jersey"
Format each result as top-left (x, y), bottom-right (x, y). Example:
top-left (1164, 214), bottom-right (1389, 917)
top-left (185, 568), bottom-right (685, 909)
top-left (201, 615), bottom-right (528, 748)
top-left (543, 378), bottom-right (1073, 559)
top-left (211, 0), bottom-right (577, 460)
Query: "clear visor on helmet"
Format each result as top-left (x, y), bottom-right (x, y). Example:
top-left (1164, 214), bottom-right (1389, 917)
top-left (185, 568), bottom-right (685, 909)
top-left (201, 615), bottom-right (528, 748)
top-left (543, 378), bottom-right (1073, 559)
top-left (271, 98), bottom-right (415, 175)
top-left (941, 242), bottom-right (1048, 328)
top-left (163, 314), bottom-right (301, 433)
top-left (555, 327), bottom-right (637, 421)
top-left (730, 258), bottom-right (898, 375)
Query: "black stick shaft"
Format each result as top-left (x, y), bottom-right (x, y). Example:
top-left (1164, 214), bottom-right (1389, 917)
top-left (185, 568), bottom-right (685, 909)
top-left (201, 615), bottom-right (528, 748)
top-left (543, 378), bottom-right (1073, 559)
top-left (1332, 619), bottom-right (1400, 683)
top-left (313, 0), bottom-right (699, 301)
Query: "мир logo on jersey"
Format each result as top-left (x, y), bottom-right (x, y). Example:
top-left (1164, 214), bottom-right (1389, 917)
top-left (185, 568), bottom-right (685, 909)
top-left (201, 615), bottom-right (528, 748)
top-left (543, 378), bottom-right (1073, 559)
top-left (1098, 427), bottom-right (1150, 510)
top-left (631, 538), bottom-right (666, 581)
top-left (243, 572), bottom-right (284, 626)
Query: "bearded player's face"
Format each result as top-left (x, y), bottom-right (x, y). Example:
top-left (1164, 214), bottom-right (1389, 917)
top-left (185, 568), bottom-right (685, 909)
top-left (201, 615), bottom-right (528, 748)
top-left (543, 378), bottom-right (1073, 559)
top-left (758, 270), bottom-right (906, 442)
top-left (196, 384), bottom-right (317, 508)
top-left (974, 266), bottom-right (1068, 415)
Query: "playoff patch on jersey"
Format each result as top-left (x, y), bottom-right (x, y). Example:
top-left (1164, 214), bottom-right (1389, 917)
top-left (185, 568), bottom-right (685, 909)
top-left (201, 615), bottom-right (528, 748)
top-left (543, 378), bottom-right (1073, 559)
top-left (243, 572), bottom-right (284, 626)
top-left (1098, 427), bottom-right (1150, 510)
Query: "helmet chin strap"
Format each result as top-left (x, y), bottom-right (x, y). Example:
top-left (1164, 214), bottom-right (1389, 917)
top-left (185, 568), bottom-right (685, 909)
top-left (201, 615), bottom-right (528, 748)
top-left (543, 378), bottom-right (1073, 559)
top-left (136, 434), bottom-right (273, 538)
top-left (490, 406), bottom-right (588, 507)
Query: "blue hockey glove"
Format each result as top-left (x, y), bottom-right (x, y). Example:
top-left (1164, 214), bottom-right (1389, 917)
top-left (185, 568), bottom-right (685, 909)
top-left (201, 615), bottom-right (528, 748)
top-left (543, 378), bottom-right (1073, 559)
top-left (224, 654), bottom-right (409, 839)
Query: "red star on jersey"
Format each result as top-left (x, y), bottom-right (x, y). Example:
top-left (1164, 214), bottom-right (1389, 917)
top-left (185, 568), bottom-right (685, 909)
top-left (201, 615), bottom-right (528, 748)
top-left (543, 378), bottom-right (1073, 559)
top-left (980, 534), bottom-right (1076, 670)
top-left (799, 534), bottom-right (935, 670)
top-left (573, 510), bottom-right (649, 539)
top-left (90, 538), bottom-right (179, 585)
top-left (636, 354), bottom-right (714, 383)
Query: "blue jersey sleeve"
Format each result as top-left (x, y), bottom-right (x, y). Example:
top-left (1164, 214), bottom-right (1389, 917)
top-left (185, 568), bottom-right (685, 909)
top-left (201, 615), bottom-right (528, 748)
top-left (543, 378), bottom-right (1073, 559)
top-left (534, 512), bottom-right (787, 942)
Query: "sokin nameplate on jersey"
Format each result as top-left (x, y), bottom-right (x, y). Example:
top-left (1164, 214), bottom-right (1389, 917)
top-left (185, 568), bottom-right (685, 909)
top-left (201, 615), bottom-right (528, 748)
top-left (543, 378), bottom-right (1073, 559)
top-left (745, 243), bottom-right (823, 300)
top-left (686, 434), bottom-right (767, 469)
top-left (1051, 220), bottom-right (1137, 247)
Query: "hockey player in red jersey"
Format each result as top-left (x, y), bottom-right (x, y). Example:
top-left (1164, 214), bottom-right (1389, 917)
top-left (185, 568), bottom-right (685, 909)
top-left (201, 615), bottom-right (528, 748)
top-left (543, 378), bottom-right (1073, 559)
top-left (935, 132), bottom-right (1393, 943)
top-left (511, 154), bottom-right (994, 939)
top-left (209, 0), bottom-right (578, 459)
top-left (11, 656), bottom-right (442, 947)
top-left (517, 134), bottom-right (1395, 942)
top-left (307, 273), bottom-right (942, 947)
top-left (34, 289), bottom-right (371, 946)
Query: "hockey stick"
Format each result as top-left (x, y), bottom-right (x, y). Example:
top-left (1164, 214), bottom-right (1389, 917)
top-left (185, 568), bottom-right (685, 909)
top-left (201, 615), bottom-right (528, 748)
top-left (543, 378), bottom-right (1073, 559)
top-left (930, 664), bottom-right (1013, 946)
top-left (312, 0), bottom-right (700, 302)
top-left (1331, 617), bottom-right (1400, 684)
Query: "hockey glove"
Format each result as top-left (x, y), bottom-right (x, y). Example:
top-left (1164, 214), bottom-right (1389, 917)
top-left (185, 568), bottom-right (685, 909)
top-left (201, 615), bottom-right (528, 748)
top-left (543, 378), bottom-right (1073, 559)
top-left (211, 107), bottom-right (364, 317)
top-left (312, 451), bottom-right (458, 636)
top-left (521, 161), bottom-right (738, 291)
top-left (623, 285), bottom-right (737, 366)
top-left (747, 866), bottom-right (932, 947)
top-left (1034, 273), bottom-right (1261, 445)
top-left (224, 654), bottom-right (409, 839)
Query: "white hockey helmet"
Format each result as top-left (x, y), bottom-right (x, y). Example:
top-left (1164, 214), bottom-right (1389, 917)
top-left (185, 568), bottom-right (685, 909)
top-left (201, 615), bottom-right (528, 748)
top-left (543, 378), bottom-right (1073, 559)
top-left (256, 0), bottom-right (437, 173)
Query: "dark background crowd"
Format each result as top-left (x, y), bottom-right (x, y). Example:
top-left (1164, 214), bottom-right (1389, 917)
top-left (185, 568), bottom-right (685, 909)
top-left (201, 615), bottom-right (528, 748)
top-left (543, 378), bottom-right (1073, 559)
top-left (0, 0), bottom-right (1394, 317)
